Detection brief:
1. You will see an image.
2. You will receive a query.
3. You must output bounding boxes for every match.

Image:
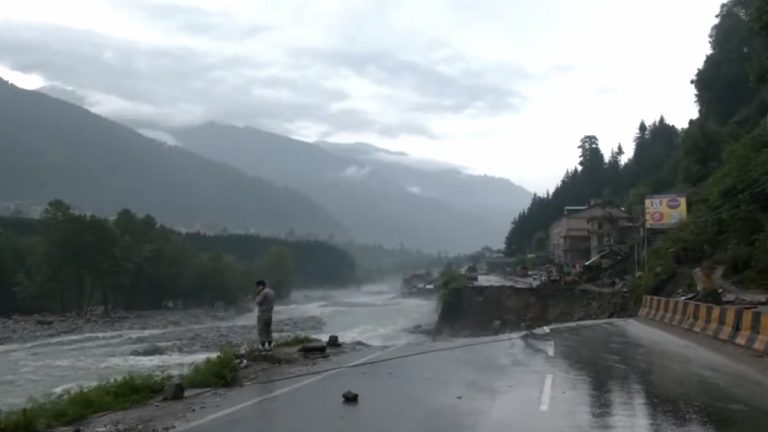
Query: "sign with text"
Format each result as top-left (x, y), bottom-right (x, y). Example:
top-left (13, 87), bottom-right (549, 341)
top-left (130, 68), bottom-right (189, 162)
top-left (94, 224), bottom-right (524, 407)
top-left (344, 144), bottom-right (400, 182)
top-left (645, 194), bottom-right (687, 229)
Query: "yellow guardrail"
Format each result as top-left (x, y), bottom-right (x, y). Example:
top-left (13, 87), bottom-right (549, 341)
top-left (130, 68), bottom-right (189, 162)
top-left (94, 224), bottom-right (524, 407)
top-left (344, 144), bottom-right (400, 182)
top-left (639, 295), bottom-right (767, 354)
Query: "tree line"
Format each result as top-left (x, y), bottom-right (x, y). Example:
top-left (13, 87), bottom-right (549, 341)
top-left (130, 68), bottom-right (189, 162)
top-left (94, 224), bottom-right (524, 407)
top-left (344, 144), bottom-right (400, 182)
top-left (505, 0), bottom-right (768, 291)
top-left (505, 118), bottom-right (680, 256)
top-left (0, 200), bottom-right (357, 316)
top-left (336, 241), bottom-right (449, 281)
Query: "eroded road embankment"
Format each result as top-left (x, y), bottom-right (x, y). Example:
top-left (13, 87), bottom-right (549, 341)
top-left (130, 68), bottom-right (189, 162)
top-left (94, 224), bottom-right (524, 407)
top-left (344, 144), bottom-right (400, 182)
top-left (437, 282), bottom-right (632, 335)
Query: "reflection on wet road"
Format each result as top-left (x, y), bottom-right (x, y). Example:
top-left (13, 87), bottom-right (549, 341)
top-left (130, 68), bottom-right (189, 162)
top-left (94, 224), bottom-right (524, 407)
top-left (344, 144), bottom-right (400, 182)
top-left (182, 319), bottom-right (768, 432)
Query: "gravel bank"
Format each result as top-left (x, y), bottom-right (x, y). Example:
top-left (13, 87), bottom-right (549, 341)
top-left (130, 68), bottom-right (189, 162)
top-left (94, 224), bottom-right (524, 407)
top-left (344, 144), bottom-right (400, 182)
top-left (0, 307), bottom-right (253, 346)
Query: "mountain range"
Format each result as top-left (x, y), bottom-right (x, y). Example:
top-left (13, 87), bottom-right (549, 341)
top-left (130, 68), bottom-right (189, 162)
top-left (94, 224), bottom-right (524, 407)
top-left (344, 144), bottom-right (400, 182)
top-left (0, 80), bottom-right (347, 238)
top-left (166, 123), bottom-right (531, 252)
top-left (1, 81), bottom-right (531, 252)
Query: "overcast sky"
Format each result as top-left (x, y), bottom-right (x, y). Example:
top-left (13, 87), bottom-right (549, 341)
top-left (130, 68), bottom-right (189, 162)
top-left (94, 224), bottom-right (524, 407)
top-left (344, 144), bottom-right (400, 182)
top-left (0, 0), bottom-right (723, 192)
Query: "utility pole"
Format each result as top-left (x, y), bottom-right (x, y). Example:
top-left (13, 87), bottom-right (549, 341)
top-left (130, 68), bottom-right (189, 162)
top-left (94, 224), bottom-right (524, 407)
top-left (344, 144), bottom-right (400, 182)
top-left (631, 204), bottom-right (643, 276)
top-left (643, 226), bottom-right (648, 276)
top-left (634, 230), bottom-right (639, 276)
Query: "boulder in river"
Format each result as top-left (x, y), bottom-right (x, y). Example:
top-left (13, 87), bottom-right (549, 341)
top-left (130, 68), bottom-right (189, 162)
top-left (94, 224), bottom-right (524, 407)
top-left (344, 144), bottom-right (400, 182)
top-left (130, 344), bottom-right (167, 356)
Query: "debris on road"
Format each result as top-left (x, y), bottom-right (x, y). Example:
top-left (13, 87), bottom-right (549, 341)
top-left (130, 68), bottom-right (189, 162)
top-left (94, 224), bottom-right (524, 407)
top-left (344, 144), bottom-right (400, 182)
top-left (342, 390), bottom-right (359, 404)
top-left (298, 343), bottom-right (327, 353)
top-left (327, 334), bottom-right (342, 347)
top-left (162, 380), bottom-right (185, 401)
top-left (298, 342), bottom-right (329, 359)
top-left (301, 352), bottom-right (330, 360)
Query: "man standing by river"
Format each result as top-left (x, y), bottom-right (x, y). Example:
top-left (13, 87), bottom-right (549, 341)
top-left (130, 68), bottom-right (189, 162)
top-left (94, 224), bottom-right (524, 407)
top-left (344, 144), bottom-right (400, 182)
top-left (254, 280), bottom-right (275, 352)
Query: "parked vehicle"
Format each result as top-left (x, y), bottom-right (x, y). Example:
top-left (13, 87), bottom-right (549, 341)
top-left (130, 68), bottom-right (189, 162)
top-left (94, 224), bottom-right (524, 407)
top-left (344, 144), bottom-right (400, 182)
top-left (464, 265), bottom-right (479, 282)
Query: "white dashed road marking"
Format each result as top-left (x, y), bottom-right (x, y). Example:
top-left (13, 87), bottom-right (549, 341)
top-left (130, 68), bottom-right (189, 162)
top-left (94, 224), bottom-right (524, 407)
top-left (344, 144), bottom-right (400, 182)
top-left (539, 374), bottom-right (554, 411)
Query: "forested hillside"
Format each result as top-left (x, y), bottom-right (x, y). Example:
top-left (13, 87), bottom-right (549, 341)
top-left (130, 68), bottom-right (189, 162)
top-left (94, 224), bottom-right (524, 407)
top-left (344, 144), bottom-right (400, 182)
top-left (184, 233), bottom-right (356, 288)
top-left (0, 201), bottom-right (357, 316)
top-left (0, 81), bottom-right (348, 239)
top-left (504, 119), bottom-right (681, 256)
top-left (505, 0), bottom-right (768, 291)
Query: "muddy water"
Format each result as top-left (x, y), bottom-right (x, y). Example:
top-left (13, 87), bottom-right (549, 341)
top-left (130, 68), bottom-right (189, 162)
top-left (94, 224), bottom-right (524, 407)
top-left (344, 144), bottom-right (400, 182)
top-left (273, 280), bottom-right (437, 346)
top-left (0, 280), bottom-right (436, 409)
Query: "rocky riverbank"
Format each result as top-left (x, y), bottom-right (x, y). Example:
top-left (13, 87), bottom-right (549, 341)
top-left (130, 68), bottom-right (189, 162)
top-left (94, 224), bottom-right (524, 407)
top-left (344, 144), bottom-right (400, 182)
top-left (127, 317), bottom-right (327, 355)
top-left (0, 308), bottom-right (328, 411)
top-left (1, 284), bottom-right (433, 412)
top-left (0, 307), bottom-right (253, 346)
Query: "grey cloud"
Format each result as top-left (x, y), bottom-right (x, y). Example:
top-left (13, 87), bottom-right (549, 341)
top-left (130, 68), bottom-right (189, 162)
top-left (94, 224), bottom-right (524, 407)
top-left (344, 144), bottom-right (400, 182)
top-left (301, 49), bottom-right (526, 114)
top-left (39, 84), bottom-right (88, 106)
top-left (367, 152), bottom-right (466, 172)
top-left (548, 64), bottom-right (577, 75)
top-left (0, 20), bottom-right (524, 138)
top-left (0, 22), bottom-right (416, 135)
top-left (137, 128), bottom-right (181, 146)
top-left (316, 108), bottom-right (436, 139)
top-left (115, 0), bottom-right (270, 41)
top-left (339, 165), bottom-right (371, 179)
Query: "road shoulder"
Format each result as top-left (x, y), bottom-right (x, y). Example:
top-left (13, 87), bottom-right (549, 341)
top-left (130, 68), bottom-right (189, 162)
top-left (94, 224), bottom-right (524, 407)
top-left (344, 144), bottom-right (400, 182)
top-left (77, 344), bottom-right (383, 432)
top-left (636, 317), bottom-right (768, 378)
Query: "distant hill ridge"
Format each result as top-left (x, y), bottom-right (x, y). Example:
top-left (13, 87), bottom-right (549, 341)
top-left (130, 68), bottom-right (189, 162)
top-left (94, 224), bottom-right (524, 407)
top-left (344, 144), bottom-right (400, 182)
top-left (33, 83), bottom-right (532, 252)
top-left (0, 80), bottom-right (349, 238)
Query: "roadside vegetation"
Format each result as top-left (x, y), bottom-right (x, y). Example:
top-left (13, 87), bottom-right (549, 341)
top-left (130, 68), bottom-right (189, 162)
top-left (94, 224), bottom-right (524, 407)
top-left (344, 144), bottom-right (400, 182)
top-left (436, 268), bottom-right (469, 325)
top-left (0, 374), bottom-right (166, 432)
top-left (183, 347), bottom-right (240, 388)
top-left (275, 334), bottom-right (321, 347)
top-left (0, 346), bottom-right (243, 432)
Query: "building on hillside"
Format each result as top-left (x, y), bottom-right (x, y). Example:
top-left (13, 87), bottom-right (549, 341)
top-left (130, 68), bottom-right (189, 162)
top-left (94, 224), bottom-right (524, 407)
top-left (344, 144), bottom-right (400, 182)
top-left (548, 202), bottom-right (635, 265)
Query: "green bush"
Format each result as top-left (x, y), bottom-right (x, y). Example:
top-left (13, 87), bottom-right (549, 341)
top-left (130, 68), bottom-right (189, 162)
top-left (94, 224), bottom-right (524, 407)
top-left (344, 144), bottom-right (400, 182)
top-left (0, 374), bottom-right (166, 432)
top-left (183, 348), bottom-right (239, 389)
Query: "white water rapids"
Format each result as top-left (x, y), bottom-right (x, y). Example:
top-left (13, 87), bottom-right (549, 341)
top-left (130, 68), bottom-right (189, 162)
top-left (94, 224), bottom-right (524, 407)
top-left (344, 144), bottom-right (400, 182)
top-left (0, 281), bottom-right (436, 409)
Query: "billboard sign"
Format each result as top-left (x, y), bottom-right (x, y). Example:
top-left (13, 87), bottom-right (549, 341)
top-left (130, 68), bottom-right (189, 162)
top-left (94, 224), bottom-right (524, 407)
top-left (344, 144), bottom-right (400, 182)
top-left (645, 194), bottom-right (687, 229)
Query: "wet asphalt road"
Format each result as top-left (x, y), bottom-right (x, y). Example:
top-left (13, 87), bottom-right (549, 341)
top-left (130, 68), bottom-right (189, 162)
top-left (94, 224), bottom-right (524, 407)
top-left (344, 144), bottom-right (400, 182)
top-left (178, 319), bottom-right (768, 432)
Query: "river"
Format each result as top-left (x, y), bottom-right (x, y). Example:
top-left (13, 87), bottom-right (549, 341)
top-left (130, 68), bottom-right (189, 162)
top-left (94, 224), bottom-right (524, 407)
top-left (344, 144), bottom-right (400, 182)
top-left (0, 280), bottom-right (437, 409)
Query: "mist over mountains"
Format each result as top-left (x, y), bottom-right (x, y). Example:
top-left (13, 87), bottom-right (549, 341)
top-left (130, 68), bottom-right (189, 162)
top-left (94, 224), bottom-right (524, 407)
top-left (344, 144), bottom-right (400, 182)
top-left (167, 123), bottom-right (531, 252)
top-left (2, 82), bottom-right (531, 252)
top-left (0, 81), bottom-right (348, 238)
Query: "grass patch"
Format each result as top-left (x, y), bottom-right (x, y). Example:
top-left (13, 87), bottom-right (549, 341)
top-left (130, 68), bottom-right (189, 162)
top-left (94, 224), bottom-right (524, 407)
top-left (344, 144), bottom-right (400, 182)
top-left (0, 346), bottom-right (245, 431)
top-left (183, 347), bottom-right (239, 389)
top-left (275, 334), bottom-right (320, 347)
top-left (0, 374), bottom-right (166, 432)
